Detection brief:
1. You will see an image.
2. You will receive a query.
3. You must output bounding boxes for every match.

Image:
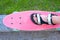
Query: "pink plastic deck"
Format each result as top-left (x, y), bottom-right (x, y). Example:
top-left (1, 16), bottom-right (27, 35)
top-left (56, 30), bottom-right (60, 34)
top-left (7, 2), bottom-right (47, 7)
top-left (3, 11), bottom-right (60, 31)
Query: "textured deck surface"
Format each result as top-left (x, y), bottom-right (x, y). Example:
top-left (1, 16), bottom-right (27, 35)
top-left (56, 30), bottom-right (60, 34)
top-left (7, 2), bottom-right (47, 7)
top-left (0, 15), bottom-right (60, 40)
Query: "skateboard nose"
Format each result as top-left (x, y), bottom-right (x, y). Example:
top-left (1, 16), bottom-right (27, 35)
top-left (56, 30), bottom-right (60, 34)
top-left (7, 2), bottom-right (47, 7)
top-left (10, 16), bottom-right (22, 25)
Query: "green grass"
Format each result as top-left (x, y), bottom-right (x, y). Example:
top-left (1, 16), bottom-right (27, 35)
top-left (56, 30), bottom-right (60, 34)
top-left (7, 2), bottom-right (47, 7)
top-left (0, 0), bottom-right (60, 14)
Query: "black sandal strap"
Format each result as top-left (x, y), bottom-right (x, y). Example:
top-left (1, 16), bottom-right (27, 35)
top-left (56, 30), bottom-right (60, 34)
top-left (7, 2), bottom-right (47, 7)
top-left (40, 16), bottom-right (48, 24)
top-left (47, 13), bottom-right (57, 25)
top-left (36, 14), bottom-right (41, 24)
top-left (31, 13), bottom-right (38, 25)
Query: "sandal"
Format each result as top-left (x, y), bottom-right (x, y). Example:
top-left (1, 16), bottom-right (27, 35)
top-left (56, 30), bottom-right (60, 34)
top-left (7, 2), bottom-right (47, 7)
top-left (31, 13), bottom-right (48, 25)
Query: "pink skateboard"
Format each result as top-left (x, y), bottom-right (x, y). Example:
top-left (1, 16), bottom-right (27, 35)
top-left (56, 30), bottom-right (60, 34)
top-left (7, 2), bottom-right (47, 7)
top-left (3, 10), bottom-right (60, 31)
